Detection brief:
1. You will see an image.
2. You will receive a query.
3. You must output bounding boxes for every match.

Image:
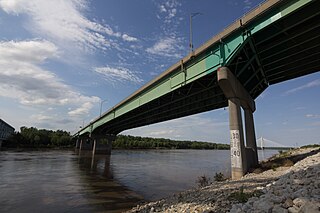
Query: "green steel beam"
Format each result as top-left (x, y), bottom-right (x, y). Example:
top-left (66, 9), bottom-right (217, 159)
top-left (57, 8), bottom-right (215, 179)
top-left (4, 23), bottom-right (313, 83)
top-left (78, 0), bottom-right (315, 136)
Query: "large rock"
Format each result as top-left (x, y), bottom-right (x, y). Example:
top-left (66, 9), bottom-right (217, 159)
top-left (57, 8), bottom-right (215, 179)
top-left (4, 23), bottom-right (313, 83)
top-left (299, 201), bottom-right (320, 213)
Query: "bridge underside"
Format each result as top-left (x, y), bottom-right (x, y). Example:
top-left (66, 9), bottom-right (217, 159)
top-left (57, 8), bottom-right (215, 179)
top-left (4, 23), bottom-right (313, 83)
top-left (93, 0), bottom-right (320, 135)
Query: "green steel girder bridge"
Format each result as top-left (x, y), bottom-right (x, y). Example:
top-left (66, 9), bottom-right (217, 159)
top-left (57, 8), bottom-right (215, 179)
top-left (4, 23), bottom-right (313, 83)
top-left (75, 0), bottom-right (320, 179)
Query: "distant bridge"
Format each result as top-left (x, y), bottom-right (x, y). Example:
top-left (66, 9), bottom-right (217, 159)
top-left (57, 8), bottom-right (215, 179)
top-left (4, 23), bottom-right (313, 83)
top-left (257, 137), bottom-right (293, 150)
top-left (75, 0), bottom-right (320, 179)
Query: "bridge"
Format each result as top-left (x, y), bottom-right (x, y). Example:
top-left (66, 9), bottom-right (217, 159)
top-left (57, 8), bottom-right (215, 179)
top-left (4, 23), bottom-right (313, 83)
top-left (75, 0), bottom-right (320, 179)
top-left (257, 137), bottom-right (293, 149)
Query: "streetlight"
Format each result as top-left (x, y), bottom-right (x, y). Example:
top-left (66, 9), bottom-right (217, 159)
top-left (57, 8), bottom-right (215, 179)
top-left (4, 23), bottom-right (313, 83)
top-left (189, 12), bottom-right (202, 53)
top-left (100, 99), bottom-right (108, 117)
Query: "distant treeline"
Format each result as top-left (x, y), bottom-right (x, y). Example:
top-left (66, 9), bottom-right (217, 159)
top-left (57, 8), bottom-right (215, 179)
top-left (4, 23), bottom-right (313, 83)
top-left (113, 135), bottom-right (230, 150)
top-left (300, 144), bottom-right (320, 149)
top-left (3, 126), bottom-right (230, 150)
top-left (4, 126), bottom-right (72, 148)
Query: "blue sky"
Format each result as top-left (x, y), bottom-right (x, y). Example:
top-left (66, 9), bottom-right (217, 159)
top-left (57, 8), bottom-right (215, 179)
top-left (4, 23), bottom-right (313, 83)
top-left (0, 0), bottom-right (319, 146)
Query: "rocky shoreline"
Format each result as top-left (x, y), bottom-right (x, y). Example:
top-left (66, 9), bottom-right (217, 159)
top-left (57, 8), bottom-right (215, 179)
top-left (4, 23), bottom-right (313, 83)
top-left (126, 147), bottom-right (320, 213)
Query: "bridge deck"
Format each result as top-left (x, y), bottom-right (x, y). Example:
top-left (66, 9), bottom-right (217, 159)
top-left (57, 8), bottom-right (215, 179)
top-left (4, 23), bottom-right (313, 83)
top-left (77, 0), bottom-right (320, 136)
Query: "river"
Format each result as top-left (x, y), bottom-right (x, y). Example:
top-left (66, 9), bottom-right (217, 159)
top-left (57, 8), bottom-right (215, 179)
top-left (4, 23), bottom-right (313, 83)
top-left (0, 149), bottom-right (278, 212)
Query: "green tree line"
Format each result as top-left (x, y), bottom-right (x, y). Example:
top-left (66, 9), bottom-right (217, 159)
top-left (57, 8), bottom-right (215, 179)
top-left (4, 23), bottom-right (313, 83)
top-left (4, 126), bottom-right (72, 148)
top-left (113, 135), bottom-right (229, 150)
top-left (3, 126), bottom-right (230, 150)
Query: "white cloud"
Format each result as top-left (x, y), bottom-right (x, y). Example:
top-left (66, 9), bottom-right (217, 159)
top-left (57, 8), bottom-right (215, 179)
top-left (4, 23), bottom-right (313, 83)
top-left (305, 114), bottom-right (320, 118)
top-left (146, 37), bottom-right (182, 58)
top-left (149, 129), bottom-right (176, 136)
top-left (122, 34), bottom-right (138, 42)
top-left (0, 0), bottom-right (137, 52)
top-left (68, 102), bottom-right (93, 117)
top-left (149, 0), bottom-right (186, 59)
top-left (123, 113), bottom-right (229, 143)
top-left (0, 39), bottom-right (58, 63)
top-left (159, 5), bottom-right (167, 13)
top-left (284, 79), bottom-right (320, 95)
top-left (31, 114), bottom-right (53, 121)
top-left (0, 39), bottom-right (99, 116)
top-left (94, 66), bottom-right (143, 84)
top-left (158, 0), bottom-right (180, 23)
top-left (243, 0), bottom-right (253, 10)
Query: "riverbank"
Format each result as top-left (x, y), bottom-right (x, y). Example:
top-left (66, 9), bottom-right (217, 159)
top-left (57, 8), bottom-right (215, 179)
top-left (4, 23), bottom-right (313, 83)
top-left (127, 147), bottom-right (320, 213)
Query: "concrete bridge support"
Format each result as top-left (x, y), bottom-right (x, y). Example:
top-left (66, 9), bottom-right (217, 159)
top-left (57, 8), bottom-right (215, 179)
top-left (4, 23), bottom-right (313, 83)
top-left (79, 137), bottom-right (93, 151)
top-left (75, 138), bottom-right (80, 149)
top-left (91, 134), bottom-right (115, 155)
top-left (75, 134), bottom-right (115, 156)
top-left (244, 108), bottom-right (259, 168)
top-left (227, 97), bottom-right (248, 179)
top-left (218, 67), bottom-right (258, 179)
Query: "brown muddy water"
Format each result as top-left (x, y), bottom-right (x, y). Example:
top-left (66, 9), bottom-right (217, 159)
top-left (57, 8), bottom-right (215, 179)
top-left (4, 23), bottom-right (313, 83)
top-left (0, 149), bottom-right (277, 212)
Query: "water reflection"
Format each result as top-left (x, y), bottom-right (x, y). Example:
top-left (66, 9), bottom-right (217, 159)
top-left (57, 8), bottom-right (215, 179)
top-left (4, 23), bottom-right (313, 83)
top-left (0, 149), bottom-right (279, 213)
top-left (0, 151), bottom-right (143, 213)
top-left (74, 150), bottom-right (143, 212)
top-left (77, 150), bottom-right (112, 177)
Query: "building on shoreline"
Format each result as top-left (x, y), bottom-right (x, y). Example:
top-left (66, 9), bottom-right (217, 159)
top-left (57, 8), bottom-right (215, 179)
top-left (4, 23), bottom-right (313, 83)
top-left (0, 119), bottom-right (15, 149)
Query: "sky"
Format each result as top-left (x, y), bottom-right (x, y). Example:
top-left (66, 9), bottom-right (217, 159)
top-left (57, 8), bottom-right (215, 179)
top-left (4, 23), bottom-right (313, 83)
top-left (0, 0), bottom-right (319, 147)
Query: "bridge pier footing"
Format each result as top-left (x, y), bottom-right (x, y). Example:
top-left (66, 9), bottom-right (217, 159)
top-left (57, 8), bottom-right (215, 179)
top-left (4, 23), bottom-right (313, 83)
top-left (218, 66), bottom-right (259, 179)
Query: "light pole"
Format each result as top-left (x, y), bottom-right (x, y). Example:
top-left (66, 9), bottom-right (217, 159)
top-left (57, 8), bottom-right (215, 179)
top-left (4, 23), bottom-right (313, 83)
top-left (189, 12), bottom-right (202, 53)
top-left (100, 99), bottom-right (108, 117)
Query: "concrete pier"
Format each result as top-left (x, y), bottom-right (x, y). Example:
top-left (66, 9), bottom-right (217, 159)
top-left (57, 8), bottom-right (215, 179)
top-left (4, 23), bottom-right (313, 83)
top-left (244, 108), bottom-right (259, 168)
top-left (75, 139), bottom-right (80, 149)
top-left (228, 97), bottom-right (247, 179)
top-left (218, 66), bottom-right (258, 179)
top-left (92, 135), bottom-right (114, 155)
top-left (76, 134), bottom-right (115, 156)
top-left (79, 137), bottom-right (93, 151)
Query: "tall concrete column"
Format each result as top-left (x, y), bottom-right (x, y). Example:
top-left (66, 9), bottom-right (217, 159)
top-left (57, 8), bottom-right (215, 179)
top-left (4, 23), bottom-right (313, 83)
top-left (244, 108), bottom-right (258, 167)
top-left (79, 137), bottom-right (92, 151)
top-left (75, 139), bottom-right (80, 149)
top-left (79, 138), bottom-right (83, 151)
top-left (228, 97), bottom-right (247, 179)
top-left (218, 66), bottom-right (258, 179)
top-left (92, 139), bottom-right (97, 156)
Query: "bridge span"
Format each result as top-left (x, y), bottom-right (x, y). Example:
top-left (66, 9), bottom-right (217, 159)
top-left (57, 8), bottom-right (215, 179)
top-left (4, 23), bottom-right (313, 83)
top-left (75, 0), bottom-right (320, 179)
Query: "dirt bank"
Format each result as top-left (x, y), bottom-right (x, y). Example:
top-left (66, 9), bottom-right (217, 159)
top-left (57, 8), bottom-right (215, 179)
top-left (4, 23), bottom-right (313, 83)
top-left (127, 147), bottom-right (320, 213)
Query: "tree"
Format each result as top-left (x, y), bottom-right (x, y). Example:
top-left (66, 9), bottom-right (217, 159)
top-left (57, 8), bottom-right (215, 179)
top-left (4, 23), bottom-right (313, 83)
top-left (3, 126), bottom-right (72, 148)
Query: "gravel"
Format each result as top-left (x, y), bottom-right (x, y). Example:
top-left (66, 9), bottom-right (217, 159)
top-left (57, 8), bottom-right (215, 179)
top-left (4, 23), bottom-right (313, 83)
top-left (126, 148), bottom-right (320, 213)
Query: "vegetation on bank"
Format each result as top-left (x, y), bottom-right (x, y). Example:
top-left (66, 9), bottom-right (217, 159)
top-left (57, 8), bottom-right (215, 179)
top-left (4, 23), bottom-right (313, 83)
top-left (113, 135), bottom-right (230, 150)
top-left (3, 126), bottom-right (230, 150)
top-left (251, 146), bottom-right (320, 173)
top-left (300, 144), bottom-right (320, 149)
top-left (4, 126), bottom-right (72, 148)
